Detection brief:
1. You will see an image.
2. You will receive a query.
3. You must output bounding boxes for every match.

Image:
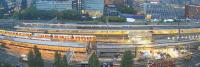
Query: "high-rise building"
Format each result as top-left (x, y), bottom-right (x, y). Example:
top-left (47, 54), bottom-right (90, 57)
top-left (160, 0), bottom-right (185, 4)
top-left (0, 0), bottom-right (17, 17)
top-left (0, 0), bottom-right (9, 11)
top-left (185, 5), bottom-right (200, 19)
top-left (190, 0), bottom-right (200, 5)
top-left (36, 0), bottom-right (74, 11)
top-left (21, 0), bottom-right (27, 9)
top-left (123, 0), bottom-right (133, 7)
top-left (72, 0), bottom-right (84, 14)
top-left (83, 0), bottom-right (104, 18)
top-left (107, 4), bottom-right (119, 16)
top-left (160, 0), bottom-right (200, 5)
top-left (104, 0), bottom-right (110, 6)
top-left (144, 3), bottom-right (185, 19)
top-left (113, 0), bottom-right (134, 7)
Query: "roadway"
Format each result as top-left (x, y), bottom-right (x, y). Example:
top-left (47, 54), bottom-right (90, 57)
top-left (17, 23), bottom-right (200, 30)
top-left (176, 50), bottom-right (200, 67)
top-left (0, 49), bottom-right (23, 67)
top-left (0, 48), bottom-right (55, 67)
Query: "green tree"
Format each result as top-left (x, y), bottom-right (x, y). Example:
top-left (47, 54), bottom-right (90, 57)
top-left (54, 51), bottom-right (62, 67)
top-left (27, 46), bottom-right (44, 67)
top-left (19, 7), bottom-right (38, 19)
top-left (159, 19), bottom-right (164, 23)
top-left (33, 46), bottom-right (44, 67)
top-left (31, 0), bottom-right (36, 6)
top-left (62, 10), bottom-right (81, 20)
top-left (54, 52), bottom-right (69, 67)
top-left (120, 50), bottom-right (133, 67)
top-left (101, 16), bottom-right (126, 22)
top-left (0, 44), bottom-right (6, 48)
top-left (27, 49), bottom-right (35, 67)
top-left (15, 7), bottom-right (83, 20)
top-left (0, 61), bottom-right (13, 67)
top-left (88, 52), bottom-right (100, 67)
top-left (21, 0), bottom-right (27, 9)
top-left (118, 6), bottom-right (137, 14)
top-left (12, 11), bottom-right (20, 19)
top-left (62, 55), bottom-right (69, 67)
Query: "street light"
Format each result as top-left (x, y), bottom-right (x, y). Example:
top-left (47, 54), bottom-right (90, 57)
top-left (195, 35), bottom-right (198, 38)
top-left (181, 36), bottom-right (184, 39)
top-left (167, 37), bottom-right (171, 40)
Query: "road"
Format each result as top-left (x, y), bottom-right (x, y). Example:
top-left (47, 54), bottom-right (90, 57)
top-left (176, 50), bottom-right (200, 67)
top-left (0, 48), bottom-right (55, 67)
top-left (17, 23), bottom-right (200, 30)
top-left (0, 49), bottom-right (23, 67)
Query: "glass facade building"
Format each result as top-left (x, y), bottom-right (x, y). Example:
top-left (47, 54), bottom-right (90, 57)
top-left (36, 0), bottom-right (74, 11)
top-left (83, 0), bottom-right (104, 18)
top-left (144, 3), bottom-right (185, 19)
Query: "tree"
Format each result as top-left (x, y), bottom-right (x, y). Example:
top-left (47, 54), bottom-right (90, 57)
top-left (117, 6), bottom-right (137, 14)
top-left (54, 52), bottom-right (69, 67)
top-left (61, 10), bottom-right (81, 20)
top-left (0, 0), bottom-right (9, 19)
top-left (27, 49), bottom-right (35, 67)
top-left (0, 61), bottom-right (13, 67)
top-left (19, 7), bottom-right (38, 20)
top-left (27, 46), bottom-right (44, 67)
top-left (62, 55), bottom-right (69, 67)
top-left (31, 0), bottom-right (36, 6)
top-left (12, 11), bottom-right (20, 19)
top-left (15, 6), bottom-right (83, 20)
top-left (54, 51), bottom-right (62, 67)
top-left (88, 52), bottom-right (100, 67)
top-left (21, 0), bottom-right (27, 9)
top-left (0, 44), bottom-right (6, 48)
top-left (101, 16), bottom-right (126, 22)
top-left (33, 46), bottom-right (44, 67)
top-left (120, 50), bottom-right (133, 67)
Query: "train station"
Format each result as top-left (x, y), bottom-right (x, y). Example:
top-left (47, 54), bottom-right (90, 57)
top-left (0, 22), bottom-right (199, 66)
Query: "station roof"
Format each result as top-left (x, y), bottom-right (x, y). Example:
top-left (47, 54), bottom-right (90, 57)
top-left (11, 37), bottom-right (86, 47)
top-left (15, 25), bottom-right (200, 30)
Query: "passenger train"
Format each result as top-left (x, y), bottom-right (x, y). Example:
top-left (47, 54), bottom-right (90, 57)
top-left (0, 30), bottom-right (96, 42)
top-left (0, 30), bottom-right (96, 53)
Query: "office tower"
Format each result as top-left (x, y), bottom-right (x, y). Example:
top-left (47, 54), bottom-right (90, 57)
top-left (83, 0), bottom-right (104, 18)
top-left (36, 0), bottom-right (74, 11)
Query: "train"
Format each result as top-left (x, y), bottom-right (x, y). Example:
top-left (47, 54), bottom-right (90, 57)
top-left (0, 30), bottom-right (96, 53)
top-left (0, 40), bottom-right (87, 53)
top-left (0, 30), bottom-right (96, 42)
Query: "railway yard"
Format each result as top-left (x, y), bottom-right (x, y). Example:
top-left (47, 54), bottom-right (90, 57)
top-left (1, 22), bottom-right (200, 66)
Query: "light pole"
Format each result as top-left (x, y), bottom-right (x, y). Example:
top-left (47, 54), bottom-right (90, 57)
top-left (55, 0), bottom-right (58, 23)
top-left (171, 4), bottom-right (181, 41)
top-left (105, 6), bottom-right (109, 39)
top-left (178, 18), bottom-right (181, 41)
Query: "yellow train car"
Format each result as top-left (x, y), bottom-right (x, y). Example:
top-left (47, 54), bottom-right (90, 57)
top-left (1, 30), bottom-right (96, 42)
top-left (0, 30), bottom-right (5, 35)
top-left (0, 40), bottom-right (87, 53)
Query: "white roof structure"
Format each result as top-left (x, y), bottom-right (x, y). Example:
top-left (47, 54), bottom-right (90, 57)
top-left (12, 37), bottom-right (86, 47)
top-left (0, 35), bottom-right (86, 47)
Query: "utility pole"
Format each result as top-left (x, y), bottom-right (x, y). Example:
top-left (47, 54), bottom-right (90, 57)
top-left (106, 6), bottom-right (109, 39)
top-left (55, 0), bottom-right (58, 23)
top-left (178, 17), bottom-right (181, 41)
top-left (171, 3), bottom-right (181, 41)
